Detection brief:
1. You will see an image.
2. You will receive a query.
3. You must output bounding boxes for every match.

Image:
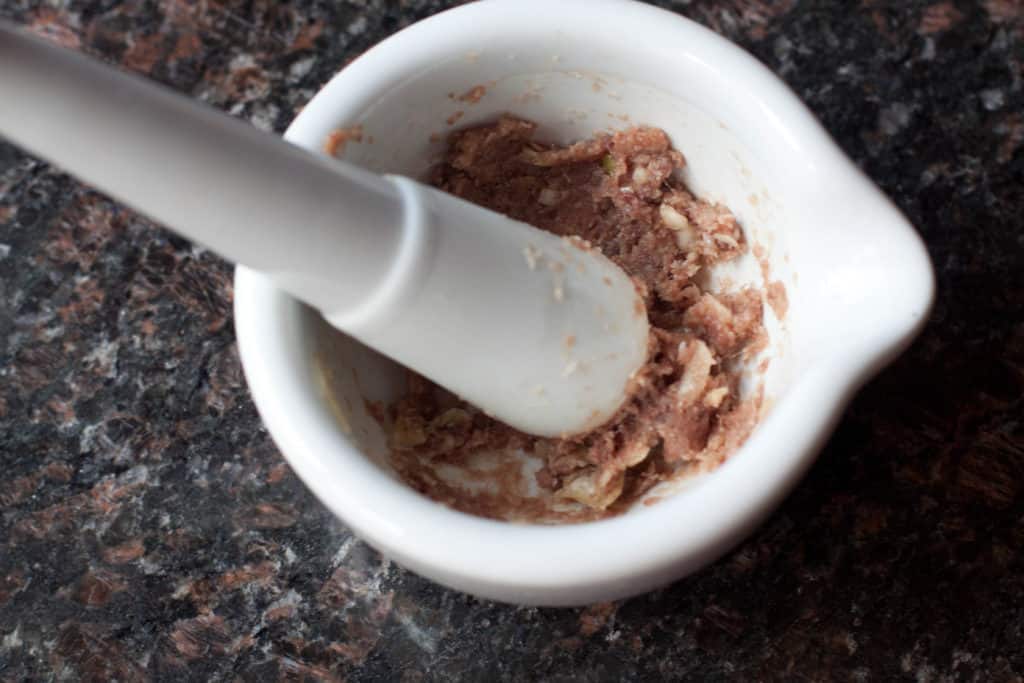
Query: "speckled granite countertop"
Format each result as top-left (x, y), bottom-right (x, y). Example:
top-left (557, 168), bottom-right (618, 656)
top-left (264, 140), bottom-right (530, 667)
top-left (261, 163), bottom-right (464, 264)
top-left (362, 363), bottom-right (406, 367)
top-left (1, 1), bottom-right (1022, 680)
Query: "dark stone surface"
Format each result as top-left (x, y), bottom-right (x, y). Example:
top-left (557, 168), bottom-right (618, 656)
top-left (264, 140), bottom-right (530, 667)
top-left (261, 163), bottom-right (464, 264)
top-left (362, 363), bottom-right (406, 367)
top-left (1, 0), bottom-right (1022, 680)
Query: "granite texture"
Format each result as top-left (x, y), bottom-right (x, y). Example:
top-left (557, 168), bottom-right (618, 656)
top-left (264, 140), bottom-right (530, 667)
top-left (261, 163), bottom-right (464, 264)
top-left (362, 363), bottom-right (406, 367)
top-left (1, 0), bottom-right (1022, 680)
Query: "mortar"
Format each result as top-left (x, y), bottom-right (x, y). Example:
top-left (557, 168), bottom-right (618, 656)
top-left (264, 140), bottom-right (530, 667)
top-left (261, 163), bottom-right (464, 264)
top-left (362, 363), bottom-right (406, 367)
top-left (234, 0), bottom-right (933, 605)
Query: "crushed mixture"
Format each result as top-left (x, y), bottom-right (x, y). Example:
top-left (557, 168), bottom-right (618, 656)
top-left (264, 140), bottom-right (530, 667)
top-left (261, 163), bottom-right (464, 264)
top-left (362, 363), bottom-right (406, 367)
top-left (370, 116), bottom-right (768, 522)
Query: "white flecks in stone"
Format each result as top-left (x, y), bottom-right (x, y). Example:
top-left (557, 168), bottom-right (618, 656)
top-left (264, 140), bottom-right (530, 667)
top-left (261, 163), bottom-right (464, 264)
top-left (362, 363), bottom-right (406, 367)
top-left (78, 423), bottom-right (101, 454)
top-left (171, 578), bottom-right (193, 599)
top-left (837, 62), bottom-right (860, 80)
top-left (348, 15), bottom-right (368, 35)
top-left (0, 243), bottom-right (10, 259)
top-left (84, 338), bottom-right (120, 378)
top-left (40, 325), bottom-right (64, 342)
top-left (773, 36), bottom-right (794, 71)
top-left (229, 52), bottom-right (257, 72)
top-left (139, 556), bottom-right (162, 575)
top-left (921, 36), bottom-right (936, 61)
top-left (289, 56), bottom-right (316, 81)
top-left (248, 103), bottom-right (280, 132)
top-left (952, 649), bottom-right (974, 667)
top-left (331, 536), bottom-right (360, 568)
top-left (395, 611), bottom-right (438, 654)
top-left (919, 163), bottom-right (947, 188)
top-left (980, 88), bottom-right (1005, 111)
top-left (2, 625), bottom-right (22, 650)
top-left (265, 588), bottom-right (302, 617)
top-left (120, 465), bottom-right (150, 486)
top-left (879, 102), bottom-right (914, 136)
top-left (14, 309), bottom-right (55, 328)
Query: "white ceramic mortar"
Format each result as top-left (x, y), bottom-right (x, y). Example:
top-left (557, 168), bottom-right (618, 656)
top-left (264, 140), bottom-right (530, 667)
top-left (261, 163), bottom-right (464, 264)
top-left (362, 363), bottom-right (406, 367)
top-left (234, 0), bottom-right (933, 605)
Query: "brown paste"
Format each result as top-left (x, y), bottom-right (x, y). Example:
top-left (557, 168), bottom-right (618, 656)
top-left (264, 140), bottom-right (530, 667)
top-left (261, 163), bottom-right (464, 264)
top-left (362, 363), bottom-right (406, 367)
top-left (370, 116), bottom-right (769, 522)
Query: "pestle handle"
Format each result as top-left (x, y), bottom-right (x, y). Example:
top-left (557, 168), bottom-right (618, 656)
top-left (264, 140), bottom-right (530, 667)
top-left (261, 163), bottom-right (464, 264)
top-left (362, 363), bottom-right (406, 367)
top-left (0, 24), bottom-right (403, 315)
top-left (0, 24), bottom-right (650, 438)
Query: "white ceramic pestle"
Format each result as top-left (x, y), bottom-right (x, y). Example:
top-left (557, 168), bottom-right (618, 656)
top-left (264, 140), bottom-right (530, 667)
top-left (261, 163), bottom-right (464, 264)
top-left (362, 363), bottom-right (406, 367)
top-left (0, 25), bottom-right (649, 438)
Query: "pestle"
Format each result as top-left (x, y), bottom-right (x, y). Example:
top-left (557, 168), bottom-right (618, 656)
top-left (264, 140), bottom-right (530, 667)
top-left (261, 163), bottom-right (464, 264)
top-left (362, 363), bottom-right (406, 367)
top-left (0, 25), bottom-right (649, 438)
